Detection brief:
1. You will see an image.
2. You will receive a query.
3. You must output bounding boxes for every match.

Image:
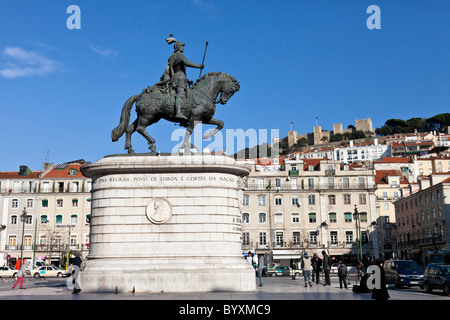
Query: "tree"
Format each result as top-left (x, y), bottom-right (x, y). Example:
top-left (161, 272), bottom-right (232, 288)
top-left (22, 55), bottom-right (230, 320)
top-left (426, 113), bottom-right (450, 132)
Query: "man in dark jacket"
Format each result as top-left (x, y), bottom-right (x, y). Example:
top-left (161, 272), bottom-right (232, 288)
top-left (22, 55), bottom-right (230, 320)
top-left (322, 250), bottom-right (332, 286)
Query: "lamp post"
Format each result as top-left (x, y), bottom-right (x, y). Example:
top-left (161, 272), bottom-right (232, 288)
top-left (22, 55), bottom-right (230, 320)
top-left (20, 207), bottom-right (30, 267)
top-left (353, 205), bottom-right (362, 262)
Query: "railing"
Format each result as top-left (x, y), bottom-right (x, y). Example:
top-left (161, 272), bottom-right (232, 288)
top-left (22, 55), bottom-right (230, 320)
top-left (245, 182), bottom-right (375, 191)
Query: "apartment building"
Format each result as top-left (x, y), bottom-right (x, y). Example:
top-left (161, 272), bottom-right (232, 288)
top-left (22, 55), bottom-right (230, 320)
top-left (0, 161), bottom-right (92, 267)
top-left (240, 157), bottom-right (379, 267)
top-left (394, 173), bottom-right (450, 265)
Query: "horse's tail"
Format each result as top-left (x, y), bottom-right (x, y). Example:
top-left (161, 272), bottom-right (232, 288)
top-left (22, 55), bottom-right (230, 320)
top-left (111, 94), bottom-right (139, 142)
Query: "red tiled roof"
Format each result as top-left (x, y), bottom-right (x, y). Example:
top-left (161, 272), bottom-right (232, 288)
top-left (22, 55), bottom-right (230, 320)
top-left (374, 170), bottom-right (409, 185)
top-left (0, 171), bottom-right (42, 179)
top-left (41, 164), bottom-right (87, 178)
top-left (374, 157), bottom-right (412, 164)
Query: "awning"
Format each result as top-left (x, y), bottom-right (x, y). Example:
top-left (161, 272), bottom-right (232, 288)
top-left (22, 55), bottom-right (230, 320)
top-left (272, 249), bottom-right (303, 260)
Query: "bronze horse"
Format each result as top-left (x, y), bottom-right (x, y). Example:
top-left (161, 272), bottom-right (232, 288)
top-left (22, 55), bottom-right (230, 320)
top-left (111, 72), bottom-right (240, 154)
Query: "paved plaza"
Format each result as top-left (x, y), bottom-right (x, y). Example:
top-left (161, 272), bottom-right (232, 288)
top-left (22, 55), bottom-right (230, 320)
top-left (1, 275), bottom-right (448, 301)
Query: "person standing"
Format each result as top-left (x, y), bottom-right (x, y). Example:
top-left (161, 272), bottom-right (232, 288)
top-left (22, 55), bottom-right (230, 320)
top-left (12, 261), bottom-right (30, 290)
top-left (312, 253), bottom-right (322, 286)
top-left (371, 260), bottom-right (390, 301)
top-left (322, 250), bottom-right (332, 286)
top-left (301, 252), bottom-right (314, 287)
top-left (257, 254), bottom-right (264, 287)
top-left (337, 261), bottom-right (348, 289)
top-left (246, 251), bottom-right (253, 265)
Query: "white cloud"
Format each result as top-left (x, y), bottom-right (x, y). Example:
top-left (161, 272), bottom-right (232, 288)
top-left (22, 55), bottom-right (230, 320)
top-left (189, 0), bottom-right (216, 14)
top-left (0, 47), bottom-right (61, 78)
top-left (89, 44), bottom-right (117, 59)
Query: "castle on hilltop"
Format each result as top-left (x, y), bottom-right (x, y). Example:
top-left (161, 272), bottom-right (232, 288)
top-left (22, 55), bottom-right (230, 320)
top-left (288, 118), bottom-right (375, 147)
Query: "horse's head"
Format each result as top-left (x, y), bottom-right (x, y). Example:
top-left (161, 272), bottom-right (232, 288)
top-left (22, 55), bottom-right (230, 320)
top-left (217, 73), bottom-right (240, 105)
top-left (194, 72), bottom-right (240, 105)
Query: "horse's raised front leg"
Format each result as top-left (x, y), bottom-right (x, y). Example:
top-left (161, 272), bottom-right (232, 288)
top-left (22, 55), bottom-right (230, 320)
top-left (125, 119), bottom-right (138, 154)
top-left (203, 118), bottom-right (224, 140)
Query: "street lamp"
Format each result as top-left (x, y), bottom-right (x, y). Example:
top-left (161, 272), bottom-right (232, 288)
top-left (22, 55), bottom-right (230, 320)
top-left (20, 207), bottom-right (30, 267)
top-left (353, 205), bottom-right (362, 262)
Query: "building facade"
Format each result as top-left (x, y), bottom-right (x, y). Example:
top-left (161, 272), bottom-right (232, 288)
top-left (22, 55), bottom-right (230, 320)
top-left (0, 161), bottom-right (91, 267)
top-left (240, 158), bottom-right (379, 267)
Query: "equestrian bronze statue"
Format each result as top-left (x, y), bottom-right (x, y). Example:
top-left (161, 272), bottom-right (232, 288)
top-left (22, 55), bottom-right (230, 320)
top-left (111, 36), bottom-right (240, 154)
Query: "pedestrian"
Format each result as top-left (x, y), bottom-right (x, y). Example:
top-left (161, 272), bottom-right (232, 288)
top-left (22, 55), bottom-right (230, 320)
top-left (71, 252), bottom-right (83, 294)
top-left (322, 250), bottom-right (332, 286)
top-left (301, 252), bottom-right (313, 287)
top-left (337, 261), bottom-right (348, 289)
top-left (356, 261), bottom-right (365, 282)
top-left (246, 251), bottom-right (253, 265)
top-left (12, 260), bottom-right (30, 290)
top-left (312, 253), bottom-right (322, 286)
top-left (371, 260), bottom-right (389, 301)
top-left (257, 254), bottom-right (264, 287)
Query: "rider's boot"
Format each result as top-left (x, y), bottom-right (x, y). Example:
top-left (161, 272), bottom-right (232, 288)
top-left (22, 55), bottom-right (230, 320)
top-left (174, 97), bottom-right (188, 121)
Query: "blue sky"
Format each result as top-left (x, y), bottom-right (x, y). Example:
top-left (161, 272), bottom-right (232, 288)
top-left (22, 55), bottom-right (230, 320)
top-left (0, 0), bottom-right (449, 171)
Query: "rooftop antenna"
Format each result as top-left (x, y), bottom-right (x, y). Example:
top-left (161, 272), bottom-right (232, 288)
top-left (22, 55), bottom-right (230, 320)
top-left (41, 148), bottom-right (50, 170)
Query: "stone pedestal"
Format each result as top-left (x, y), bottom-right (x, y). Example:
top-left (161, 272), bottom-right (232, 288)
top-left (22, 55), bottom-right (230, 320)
top-left (79, 154), bottom-right (255, 293)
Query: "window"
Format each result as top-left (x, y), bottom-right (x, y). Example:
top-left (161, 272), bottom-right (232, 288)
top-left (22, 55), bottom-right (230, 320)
top-left (40, 215), bottom-right (48, 223)
top-left (11, 199), bottom-right (18, 208)
top-left (344, 212), bottom-right (352, 222)
top-left (242, 232), bottom-right (250, 246)
top-left (308, 194), bottom-right (316, 205)
top-left (328, 178), bottom-right (334, 189)
top-left (383, 202), bottom-right (389, 211)
top-left (72, 198), bottom-right (79, 207)
top-left (291, 178), bottom-right (298, 190)
top-left (343, 194), bottom-right (351, 205)
top-left (242, 195), bottom-right (249, 206)
top-left (308, 212), bottom-right (317, 223)
top-left (274, 197), bottom-right (282, 205)
top-left (329, 212), bottom-right (337, 223)
top-left (56, 199), bottom-right (63, 208)
top-left (345, 231), bottom-right (353, 243)
top-left (309, 231), bottom-right (317, 244)
top-left (293, 232), bottom-right (301, 245)
top-left (26, 198), bottom-right (34, 208)
top-left (359, 194), bottom-right (366, 205)
top-left (69, 169), bottom-right (78, 176)
top-left (343, 177), bottom-right (349, 188)
top-left (328, 195), bottom-right (336, 205)
top-left (307, 178), bottom-right (314, 189)
top-left (275, 178), bottom-right (281, 190)
top-left (359, 212), bottom-right (368, 222)
top-left (72, 181), bottom-right (79, 192)
top-left (330, 231), bottom-right (338, 245)
top-left (10, 215), bottom-right (18, 225)
top-left (259, 232), bottom-right (267, 246)
top-left (291, 213), bottom-right (299, 223)
top-left (257, 195), bottom-right (266, 206)
top-left (71, 214), bottom-right (78, 225)
top-left (41, 199), bottom-right (48, 208)
top-left (291, 197), bottom-right (299, 206)
top-left (276, 232), bottom-right (284, 246)
top-left (242, 213), bottom-right (249, 224)
top-left (258, 178), bottom-right (264, 190)
top-left (274, 212), bottom-right (283, 224)
top-left (258, 212), bottom-right (266, 224)
top-left (42, 182), bottom-right (50, 193)
top-left (56, 215), bottom-right (63, 225)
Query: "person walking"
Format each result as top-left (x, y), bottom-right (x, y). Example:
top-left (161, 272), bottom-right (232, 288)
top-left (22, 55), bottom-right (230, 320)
top-left (337, 261), bottom-right (348, 289)
top-left (312, 253), bottom-right (322, 286)
top-left (301, 252), bottom-right (314, 287)
top-left (322, 250), bottom-right (332, 286)
top-left (12, 260), bottom-right (30, 290)
top-left (371, 260), bottom-right (390, 301)
top-left (71, 251), bottom-right (83, 294)
top-left (257, 254), bottom-right (264, 287)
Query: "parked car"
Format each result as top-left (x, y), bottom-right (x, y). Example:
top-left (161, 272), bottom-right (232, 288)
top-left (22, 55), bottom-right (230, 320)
top-left (267, 265), bottom-right (302, 277)
top-left (424, 264), bottom-right (450, 296)
top-left (384, 260), bottom-right (424, 288)
top-left (0, 266), bottom-right (18, 278)
top-left (30, 266), bottom-right (69, 278)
